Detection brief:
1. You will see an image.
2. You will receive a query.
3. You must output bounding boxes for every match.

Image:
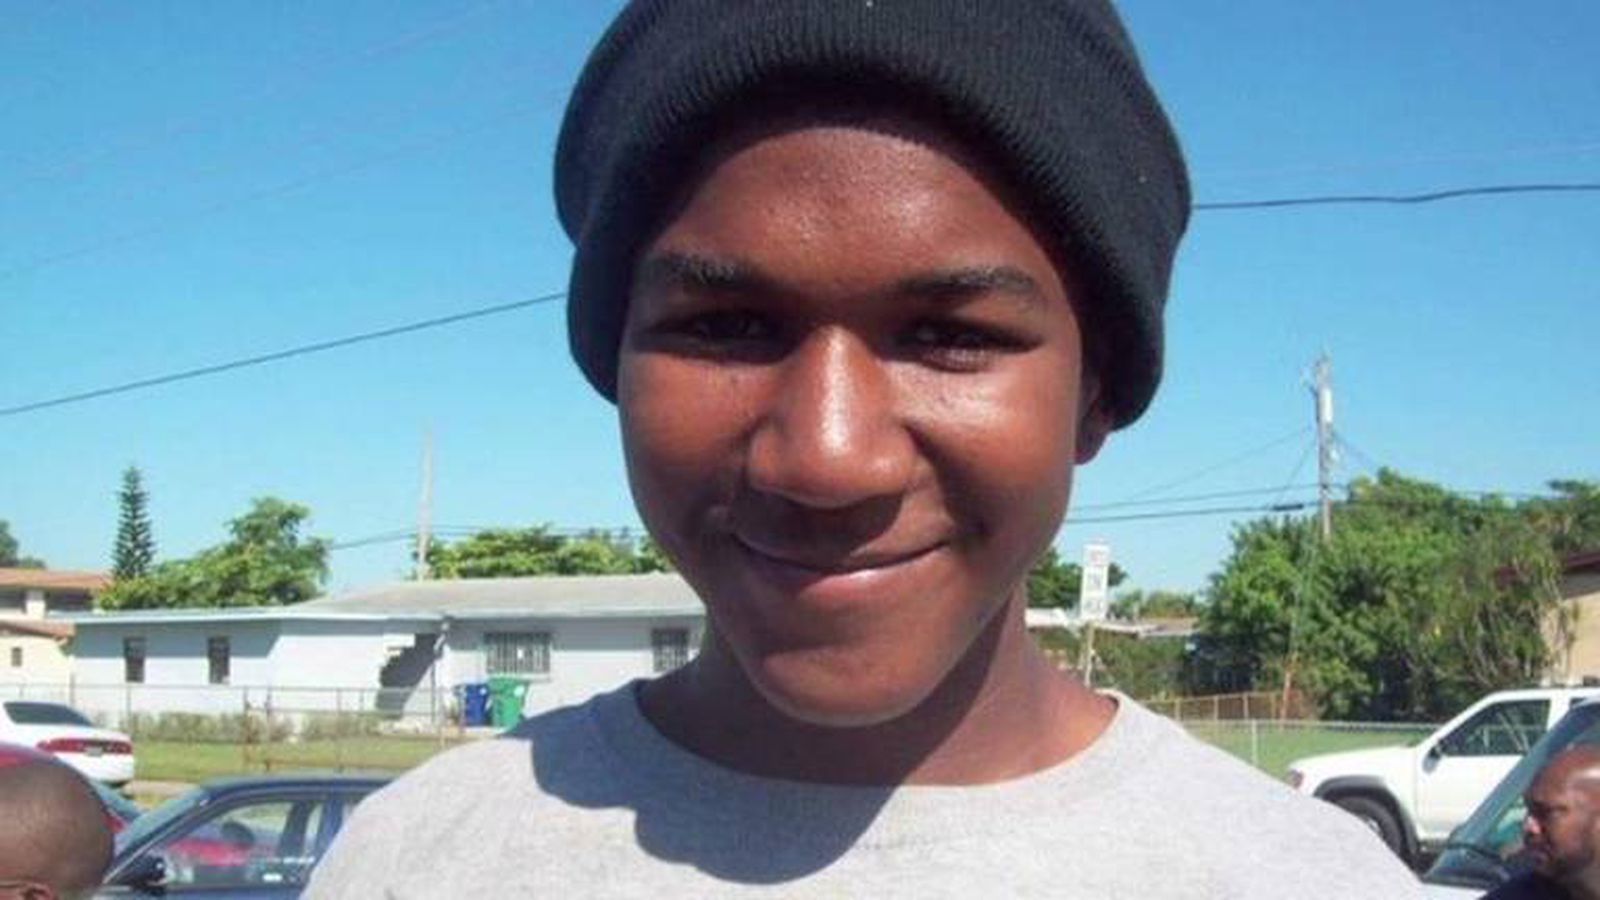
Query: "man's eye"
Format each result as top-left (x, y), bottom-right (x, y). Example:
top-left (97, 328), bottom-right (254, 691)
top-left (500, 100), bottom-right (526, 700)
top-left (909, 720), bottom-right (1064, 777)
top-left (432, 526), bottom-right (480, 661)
top-left (901, 320), bottom-right (1020, 368)
top-left (678, 310), bottom-right (773, 343)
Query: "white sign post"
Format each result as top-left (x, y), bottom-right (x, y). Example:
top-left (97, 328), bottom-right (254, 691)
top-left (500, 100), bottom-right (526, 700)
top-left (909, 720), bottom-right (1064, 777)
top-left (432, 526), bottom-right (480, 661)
top-left (1078, 541), bottom-right (1112, 623)
top-left (1077, 542), bottom-right (1112, 687)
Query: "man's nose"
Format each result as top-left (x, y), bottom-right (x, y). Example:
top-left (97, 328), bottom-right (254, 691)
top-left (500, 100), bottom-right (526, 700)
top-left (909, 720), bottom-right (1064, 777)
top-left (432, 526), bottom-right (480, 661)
top-left (746, 328), bottom-right (915, 509)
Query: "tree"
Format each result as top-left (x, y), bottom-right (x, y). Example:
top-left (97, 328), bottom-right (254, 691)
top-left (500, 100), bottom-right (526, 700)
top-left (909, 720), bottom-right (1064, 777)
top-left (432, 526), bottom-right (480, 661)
top-left (99, 497), bottom-right (330, 610)
top-left (112, 466), bottom-right (156, 580)
top-left (1111, 589), bottom-right (1201, 620)
top-left (1026, 546), bottom-right (1126, 609)
top-left (424, 527), bottom-right (673, 579)
top-left (1191, 470), bottom-right (1578, 720)
top-left (0, 520), bottom-right (45, 568)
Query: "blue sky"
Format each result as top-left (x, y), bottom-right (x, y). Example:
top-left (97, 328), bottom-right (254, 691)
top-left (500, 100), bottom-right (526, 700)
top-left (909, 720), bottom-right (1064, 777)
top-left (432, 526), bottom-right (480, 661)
top-left (3, 0), bottom-right (1596, 595)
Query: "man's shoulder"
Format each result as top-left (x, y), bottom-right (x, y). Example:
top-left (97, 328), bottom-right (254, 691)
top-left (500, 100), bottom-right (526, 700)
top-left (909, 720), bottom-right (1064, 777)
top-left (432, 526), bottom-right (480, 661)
top-left (306, 697), bottom-right (618, 898)
top-left (1485, 871), bottom-right (1573, 899)
top-left (1101, 701), bottom-right (1423, 894)
top-left (359, 697), bottom-right (600, 818)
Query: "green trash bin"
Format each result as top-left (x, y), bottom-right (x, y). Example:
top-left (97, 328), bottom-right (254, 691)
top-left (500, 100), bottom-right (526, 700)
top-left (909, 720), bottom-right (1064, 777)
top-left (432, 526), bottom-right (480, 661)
top-left (487, 676), bottom-right (530, 728)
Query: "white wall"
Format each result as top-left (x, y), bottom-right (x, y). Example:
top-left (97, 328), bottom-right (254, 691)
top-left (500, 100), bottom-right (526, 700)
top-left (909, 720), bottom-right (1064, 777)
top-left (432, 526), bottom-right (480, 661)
top-left (0, 635), bottom-right (72, 683)
top-left (57, 612), bottom-right (703, 725)
top-left (445, 615), bottom-right (703, 716)
top-left (71, 620), bottom-right (280, 719)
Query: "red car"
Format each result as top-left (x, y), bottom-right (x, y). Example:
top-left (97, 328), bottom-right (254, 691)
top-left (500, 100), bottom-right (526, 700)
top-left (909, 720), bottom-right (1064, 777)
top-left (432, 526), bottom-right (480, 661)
top-left (0, 742), bottom-right (250, 870)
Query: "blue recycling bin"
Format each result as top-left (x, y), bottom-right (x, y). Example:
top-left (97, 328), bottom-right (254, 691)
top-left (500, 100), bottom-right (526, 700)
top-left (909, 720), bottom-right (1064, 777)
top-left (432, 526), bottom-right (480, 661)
top-left (460, 682), bottom-right (491, 726)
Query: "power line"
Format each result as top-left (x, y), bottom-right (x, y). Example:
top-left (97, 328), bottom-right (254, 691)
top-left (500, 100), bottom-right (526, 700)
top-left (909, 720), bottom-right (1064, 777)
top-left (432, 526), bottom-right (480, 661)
top-left (0, 291), bottom-right (565, 418)
top-left (1069, 501), bottom-right (1315, 525)
top-left (1073, 483), bottom-right (1320, 512)
top-left (0, 98), bottom-right (543, 282)
top-left (1195, 140), bottom-right (1600, 182)
top-left (1113, 427), bottom-right (1310, 503)
top-left (1195, 182), bottom-right (1600, 211)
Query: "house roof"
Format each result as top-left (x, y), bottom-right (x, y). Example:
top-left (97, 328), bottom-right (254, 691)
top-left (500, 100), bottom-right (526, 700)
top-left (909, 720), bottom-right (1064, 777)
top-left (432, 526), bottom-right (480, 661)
top-left (0, 617), bottom-right (74, 639)
top-left (297, 573), bottom-right (704, 619)
top-left (0, 568), bottom-right (110, 592)
top-left (61, 573), bottom-right (706, 626)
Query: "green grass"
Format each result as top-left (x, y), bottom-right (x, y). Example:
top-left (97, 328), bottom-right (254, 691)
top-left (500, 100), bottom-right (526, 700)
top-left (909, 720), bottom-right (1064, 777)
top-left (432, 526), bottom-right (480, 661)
top-left (1185, 721), bottom-right (1436, 778)
top-left (132, 723), bottom-right (1438, 789)
top-left (135, 736), bottom-right (471, 785)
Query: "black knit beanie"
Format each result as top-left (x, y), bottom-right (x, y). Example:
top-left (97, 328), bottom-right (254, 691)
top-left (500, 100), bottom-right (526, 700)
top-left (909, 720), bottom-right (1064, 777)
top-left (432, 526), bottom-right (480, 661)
top-left (555, 0), bottom-right (1190, 429)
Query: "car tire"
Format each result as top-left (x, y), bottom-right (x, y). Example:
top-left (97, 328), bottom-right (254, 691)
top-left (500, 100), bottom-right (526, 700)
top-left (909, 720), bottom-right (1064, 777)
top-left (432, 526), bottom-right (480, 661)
top-left (1334, 795), bottom-right (1408, 862)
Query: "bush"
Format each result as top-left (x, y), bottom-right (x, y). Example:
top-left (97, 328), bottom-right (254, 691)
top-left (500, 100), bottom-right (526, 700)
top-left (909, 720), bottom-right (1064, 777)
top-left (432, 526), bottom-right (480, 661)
top-left (124, 711), bottom-right (290, 743)
top-left (299, 712), bottom-right (383, 742)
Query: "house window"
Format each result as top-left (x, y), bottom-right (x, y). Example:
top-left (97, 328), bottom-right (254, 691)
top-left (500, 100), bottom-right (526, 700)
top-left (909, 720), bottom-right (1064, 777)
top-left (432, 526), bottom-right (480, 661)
top-left (651, 628), bottom-right (690, 673)
top-left (8, 647), bottom-right (20, 668)
top-left (124, 637), bottom-right (146, 684)
top-left (207, 636), bottom-right (230, 685)
top-left (483, 632), bottom-right (550, 676)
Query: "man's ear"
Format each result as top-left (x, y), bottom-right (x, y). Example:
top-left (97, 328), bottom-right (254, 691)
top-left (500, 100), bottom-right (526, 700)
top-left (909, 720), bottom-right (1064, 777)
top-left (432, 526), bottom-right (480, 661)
top-left (14, 881), bottom-right (58, 900)
top-left (1075, 403), bottom-right (1113, 464)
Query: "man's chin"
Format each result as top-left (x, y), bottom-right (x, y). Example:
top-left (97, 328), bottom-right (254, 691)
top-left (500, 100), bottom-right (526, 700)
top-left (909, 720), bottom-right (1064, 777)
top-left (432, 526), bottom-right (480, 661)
top-left (750, 658), bottom-right (935, 729)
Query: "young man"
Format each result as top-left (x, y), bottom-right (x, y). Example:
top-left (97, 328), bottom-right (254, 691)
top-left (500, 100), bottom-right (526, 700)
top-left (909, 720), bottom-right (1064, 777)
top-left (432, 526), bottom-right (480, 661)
top-left (311, 1), bottom-right (1423, 895)
top-left (0, 750), bottom-right (113, 900)
top-left (1486, 747), bottom-right (1600, 900)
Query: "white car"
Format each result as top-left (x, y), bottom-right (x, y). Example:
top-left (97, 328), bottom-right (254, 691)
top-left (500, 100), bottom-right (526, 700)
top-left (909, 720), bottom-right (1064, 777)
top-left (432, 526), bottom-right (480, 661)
top-left (1286, 686), bottom-right (1600, 865)
top-left (0, 700), bottom-right (135, 785)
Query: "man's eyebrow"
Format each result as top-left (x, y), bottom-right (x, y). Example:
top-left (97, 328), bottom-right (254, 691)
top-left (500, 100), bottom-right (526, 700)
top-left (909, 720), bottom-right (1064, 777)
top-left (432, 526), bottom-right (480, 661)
top-left (895, 266), bottom-right (1045, 308)
top-left (633, 252), bottom-right (776, 295)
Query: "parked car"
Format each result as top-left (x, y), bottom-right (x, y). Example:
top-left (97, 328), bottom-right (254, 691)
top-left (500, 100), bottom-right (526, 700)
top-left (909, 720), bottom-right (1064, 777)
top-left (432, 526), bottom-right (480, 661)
top-left (96, 775), bottom-right (387, 898)
top-left (0, 700), bottom-right (136, 785)
top-left (1285, 686), bottom-right (1600, 864)
top-left (1421, 695), bottom-right (1600, 898)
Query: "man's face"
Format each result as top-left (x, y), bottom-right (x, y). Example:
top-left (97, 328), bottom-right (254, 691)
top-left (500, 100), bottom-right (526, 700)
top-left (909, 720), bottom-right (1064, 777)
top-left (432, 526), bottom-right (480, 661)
top-left (1523, 768), bottom-right (1600, 881)
top-left (617, 119), bottom-right (1106, 727)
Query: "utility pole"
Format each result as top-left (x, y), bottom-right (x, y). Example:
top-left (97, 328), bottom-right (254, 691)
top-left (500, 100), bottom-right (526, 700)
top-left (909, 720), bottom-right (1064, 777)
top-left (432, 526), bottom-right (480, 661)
top-left (1311, 353), bottom-right (1335, 542)
top-left (415, 429), bottom-right (434, 580)
top-left (1285, 355), bottom-right (1335, 714)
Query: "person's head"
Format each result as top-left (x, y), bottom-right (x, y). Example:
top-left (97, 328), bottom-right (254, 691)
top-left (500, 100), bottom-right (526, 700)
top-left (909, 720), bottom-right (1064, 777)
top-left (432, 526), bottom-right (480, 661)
top-left (0, 752), bottom-right (113, 900)
top-left (556, 0), bottom-right (1187, 727)
top-left (1523, 746), bottom-right (1600, 891)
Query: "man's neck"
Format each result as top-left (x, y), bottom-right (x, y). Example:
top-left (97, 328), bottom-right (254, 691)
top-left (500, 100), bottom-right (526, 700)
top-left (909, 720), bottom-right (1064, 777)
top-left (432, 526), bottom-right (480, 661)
top-left (638, 598), bottom-right (1115, 786)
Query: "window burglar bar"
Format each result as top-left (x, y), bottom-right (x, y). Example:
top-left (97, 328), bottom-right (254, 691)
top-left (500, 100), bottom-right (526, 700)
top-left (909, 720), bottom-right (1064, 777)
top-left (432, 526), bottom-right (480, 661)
top-left (652, 628), bottom-right (689, 673)
top-left (485, 632), bottom-right (551, 676)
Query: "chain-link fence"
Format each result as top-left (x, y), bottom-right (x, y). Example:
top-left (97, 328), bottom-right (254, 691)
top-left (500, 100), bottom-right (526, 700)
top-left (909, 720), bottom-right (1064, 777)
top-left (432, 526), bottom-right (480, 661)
top-left (0, 680), bottom-right (1440, 783)
top-left (1181, 718), bottom-right (1436, 779)
top-left (0, 681), bottom-right (474, 782)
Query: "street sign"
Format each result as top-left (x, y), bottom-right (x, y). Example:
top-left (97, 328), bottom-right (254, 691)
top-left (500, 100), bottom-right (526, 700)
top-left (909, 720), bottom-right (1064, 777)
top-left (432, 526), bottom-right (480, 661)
top-left (1078, 541), bottom-right (1112, 622)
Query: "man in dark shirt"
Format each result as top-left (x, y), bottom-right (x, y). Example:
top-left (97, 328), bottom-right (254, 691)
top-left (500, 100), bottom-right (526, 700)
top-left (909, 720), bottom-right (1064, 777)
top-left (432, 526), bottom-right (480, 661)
top-left (1489, 747), bottom-right (1600, 900)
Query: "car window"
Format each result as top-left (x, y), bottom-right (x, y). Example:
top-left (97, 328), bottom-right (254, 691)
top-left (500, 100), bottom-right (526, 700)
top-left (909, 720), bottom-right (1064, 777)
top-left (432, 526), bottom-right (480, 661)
top-left (144, 797), bottom-right (330, 891)
top-left (2, 701), bottom-right (93, 726)
top-left (1428, 705), bottom-right (1600, 891)
top-left (1440, 700), bottom-right (1550, 757)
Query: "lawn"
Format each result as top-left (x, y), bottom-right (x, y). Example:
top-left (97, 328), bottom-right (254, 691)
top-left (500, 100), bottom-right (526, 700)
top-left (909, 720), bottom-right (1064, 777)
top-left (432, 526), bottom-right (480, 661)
top-left (132, 721), bottom-right (1436, 789)
top-left (135, 735), bottom-right (472, 785)
top-left (1186, 721), bottom-right (1436, 778)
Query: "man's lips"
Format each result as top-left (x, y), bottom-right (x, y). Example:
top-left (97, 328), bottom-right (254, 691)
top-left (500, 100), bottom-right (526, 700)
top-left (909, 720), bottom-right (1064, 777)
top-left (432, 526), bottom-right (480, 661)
top-left (731, 533), bottom-right (943, 576)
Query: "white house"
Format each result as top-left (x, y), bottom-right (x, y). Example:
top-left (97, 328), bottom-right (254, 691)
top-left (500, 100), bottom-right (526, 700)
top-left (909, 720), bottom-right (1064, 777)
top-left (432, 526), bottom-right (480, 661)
top-left (0, 568), bottom-right (109, 685)
top-left (55, 574), bottom-right (705, 726)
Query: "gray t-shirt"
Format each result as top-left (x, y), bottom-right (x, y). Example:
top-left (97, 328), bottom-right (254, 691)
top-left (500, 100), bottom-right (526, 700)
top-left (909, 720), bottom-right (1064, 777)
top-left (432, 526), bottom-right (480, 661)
top-left (309, 683), bottom-right (1422, 898)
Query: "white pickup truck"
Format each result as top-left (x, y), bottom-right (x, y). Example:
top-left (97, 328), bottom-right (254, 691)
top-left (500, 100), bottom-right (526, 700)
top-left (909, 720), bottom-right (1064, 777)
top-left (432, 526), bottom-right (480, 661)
top-left (1285, 686), bottom-right (1600, 865)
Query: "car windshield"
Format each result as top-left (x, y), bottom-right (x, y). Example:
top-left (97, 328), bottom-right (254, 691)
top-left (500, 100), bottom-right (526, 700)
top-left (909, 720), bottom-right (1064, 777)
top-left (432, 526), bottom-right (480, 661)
top-left (115, 787), bottom-right (210, 856)
top-left (3, 701), bottom-right (92, 726)
top-left (90, 781), bottom-right (144, 824)
top-left (1426, 702), bottom-right (1600, 890)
